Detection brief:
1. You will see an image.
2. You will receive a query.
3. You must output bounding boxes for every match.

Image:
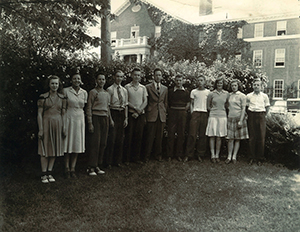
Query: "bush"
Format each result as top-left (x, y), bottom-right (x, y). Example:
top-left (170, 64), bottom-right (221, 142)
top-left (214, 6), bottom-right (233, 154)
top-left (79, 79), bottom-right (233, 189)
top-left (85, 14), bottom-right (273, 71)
top-left (0, 55), bottom-right (270, 165)
top-left (265, 114), bottom-right (300, 169)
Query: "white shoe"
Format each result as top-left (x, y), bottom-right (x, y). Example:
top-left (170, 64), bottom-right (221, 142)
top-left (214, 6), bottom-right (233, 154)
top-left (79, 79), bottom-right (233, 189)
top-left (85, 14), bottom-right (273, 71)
top-left (95, 167), bottom-right (105, 174)
top-left (87, 168), bottom-right (97, 176)
top-left (47, 175), bottom-right (55, 182)
top-left (41, 175), bottom-right (49, 184)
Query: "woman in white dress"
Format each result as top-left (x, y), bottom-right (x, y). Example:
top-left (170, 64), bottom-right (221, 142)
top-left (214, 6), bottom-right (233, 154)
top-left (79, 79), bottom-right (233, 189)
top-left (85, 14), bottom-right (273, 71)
top-left (63, 73), bottom-right (87, 178)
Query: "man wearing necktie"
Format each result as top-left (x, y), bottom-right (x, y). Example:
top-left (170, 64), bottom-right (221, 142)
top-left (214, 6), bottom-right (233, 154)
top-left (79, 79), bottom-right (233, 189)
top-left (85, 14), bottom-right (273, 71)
top-left (144, 68), bottom-right (168, 162)
top-left (106, 70), bottom-right (128, 167)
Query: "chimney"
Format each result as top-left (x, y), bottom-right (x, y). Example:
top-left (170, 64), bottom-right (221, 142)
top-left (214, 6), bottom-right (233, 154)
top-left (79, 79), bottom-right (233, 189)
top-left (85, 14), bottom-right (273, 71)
top-left (199, 0), bottom-right (212, 16)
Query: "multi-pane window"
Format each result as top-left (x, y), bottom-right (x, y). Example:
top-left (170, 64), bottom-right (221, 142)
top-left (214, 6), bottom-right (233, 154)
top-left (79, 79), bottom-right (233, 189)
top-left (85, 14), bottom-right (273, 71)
top-left (131, 25), bottom-right (139, 38)
top-left (111, 31), bottom-right (117, 45)
top-left (237, 28), bottom-right (243, 39)
top-left (275, 49), bottom-right (285, 67)
top-left (253, 50), bottom-right (263, 67)
top-left (273, 79), bottom-right (284, 99)
top-left (277, 21), bottom-right (286, 36)
top-left (254, 23), bottom-right (264, 37)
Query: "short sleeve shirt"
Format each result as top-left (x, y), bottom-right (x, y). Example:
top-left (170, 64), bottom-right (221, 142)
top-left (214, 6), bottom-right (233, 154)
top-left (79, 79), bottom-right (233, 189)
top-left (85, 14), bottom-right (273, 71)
top-left (228, 91), bottom-right (246, 118)
top-left (125, 82), bottom-right (148, 113)
top-left (246, 92), bottom-right (270, 112)
top-left (190, 88), bottom-right (210, 112)
top-left (208, 89), bottom-right (229, 118)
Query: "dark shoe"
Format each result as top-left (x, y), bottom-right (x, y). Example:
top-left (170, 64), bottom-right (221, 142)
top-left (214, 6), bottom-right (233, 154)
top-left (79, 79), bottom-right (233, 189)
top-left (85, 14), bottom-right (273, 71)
top-left (248, 159), bottom-right (254, 165)
top-left (232, 159), bottom-right (237, 164)
top-left (70, 171), bottom-right (77, 178)
top-left (215, 158), bottom-right (220, 163)
top-left (197, 156), bottom-right (203, 162)
top-left (183, 156), bottom-right (188, 162)
top-left (177, 157), bottom-right (182, 162)
top-left (211, 158), bottom-right (216, 163)
top-left (257, 161), bottom-right (262, 166)
top-left (225, 159), bottom-right (231, 164)
top-left (65, 171), bottom-right (71, 179)
top-left (167, 157), bottom-right (172, 162)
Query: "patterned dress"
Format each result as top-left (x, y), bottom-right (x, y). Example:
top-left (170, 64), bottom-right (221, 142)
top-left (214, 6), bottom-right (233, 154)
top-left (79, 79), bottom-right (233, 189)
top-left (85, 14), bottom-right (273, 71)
top-left (38, 92), bottom-right (66, 157)
top-left (63, 87), bottom-right (87, 153)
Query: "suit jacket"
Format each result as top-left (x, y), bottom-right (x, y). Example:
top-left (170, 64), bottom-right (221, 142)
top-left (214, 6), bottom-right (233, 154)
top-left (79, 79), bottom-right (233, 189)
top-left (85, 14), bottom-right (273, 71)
top-left (146, 82), bottom-right (168, 122)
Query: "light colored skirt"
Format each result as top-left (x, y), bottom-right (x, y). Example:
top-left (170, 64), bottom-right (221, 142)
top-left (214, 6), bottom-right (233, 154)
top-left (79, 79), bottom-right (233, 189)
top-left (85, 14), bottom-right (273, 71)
top-left (205, 117), bottom-right (227, 137)
top-left (226, 117), bottom-right (249, 140)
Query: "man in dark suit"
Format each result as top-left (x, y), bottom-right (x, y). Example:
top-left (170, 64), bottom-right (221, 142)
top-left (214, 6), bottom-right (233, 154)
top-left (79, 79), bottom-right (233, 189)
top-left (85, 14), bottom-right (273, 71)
top-left (144, 68), bottom-right (168, 162)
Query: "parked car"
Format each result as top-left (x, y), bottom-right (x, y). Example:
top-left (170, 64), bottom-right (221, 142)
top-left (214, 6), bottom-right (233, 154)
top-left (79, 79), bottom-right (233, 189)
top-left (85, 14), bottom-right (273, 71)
top-left (287, 99), bottom-right (300, 116)
top-left (269, 100), bottom-right (287, 115)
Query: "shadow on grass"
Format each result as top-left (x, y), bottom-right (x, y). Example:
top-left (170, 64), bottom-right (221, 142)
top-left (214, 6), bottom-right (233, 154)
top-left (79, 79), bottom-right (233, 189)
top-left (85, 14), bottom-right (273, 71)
top-left (1, 154), bottom-right (300, 231)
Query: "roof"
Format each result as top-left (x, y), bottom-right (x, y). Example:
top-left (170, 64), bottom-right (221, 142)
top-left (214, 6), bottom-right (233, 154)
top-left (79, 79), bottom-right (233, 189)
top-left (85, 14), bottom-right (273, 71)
top-left (112, 0), bottom-right (300, 25)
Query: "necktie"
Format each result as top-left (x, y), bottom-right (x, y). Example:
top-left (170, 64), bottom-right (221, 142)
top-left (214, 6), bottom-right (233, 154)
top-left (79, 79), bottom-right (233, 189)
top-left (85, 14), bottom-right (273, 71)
top-left (117, 86), bottom-right (123, 106)
top-left (157, 84), bottom-right (160, 94)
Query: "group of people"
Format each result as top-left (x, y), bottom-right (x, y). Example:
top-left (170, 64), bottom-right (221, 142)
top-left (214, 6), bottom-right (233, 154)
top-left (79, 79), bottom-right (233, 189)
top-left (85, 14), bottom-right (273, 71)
top-left (37, 67), bottom-right (270, 184)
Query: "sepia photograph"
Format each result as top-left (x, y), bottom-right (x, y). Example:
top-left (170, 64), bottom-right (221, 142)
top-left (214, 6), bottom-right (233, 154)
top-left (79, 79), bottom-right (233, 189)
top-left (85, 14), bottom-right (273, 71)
top-left (0, 0), bottom-right (300, 231)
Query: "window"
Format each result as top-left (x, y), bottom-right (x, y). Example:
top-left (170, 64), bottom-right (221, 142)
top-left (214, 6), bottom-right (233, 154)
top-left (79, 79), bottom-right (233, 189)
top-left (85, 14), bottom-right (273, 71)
top-left (277, 21), bottom-right (286, 36)
top-left (155, 26), bottom-right (161, 38)
top-left (131, 25), bottom-right (139, 38)
top-left (253, 50), bottom-right (263, 67)
top-left (273, 80), bottom-right (284, 99)
top-left (254, 23), bottom-right (264, 37)
top-left (275, 49), bottom-right (285, 67)
top-left (237, 28), bottom-right (243, 39)
top-left (111, 31), bottom-right (117, 45)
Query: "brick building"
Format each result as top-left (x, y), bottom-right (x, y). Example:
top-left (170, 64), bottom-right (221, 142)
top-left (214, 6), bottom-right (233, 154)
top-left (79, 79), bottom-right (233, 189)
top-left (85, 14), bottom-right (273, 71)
top-left (242, 15), bottom-right (300, 100)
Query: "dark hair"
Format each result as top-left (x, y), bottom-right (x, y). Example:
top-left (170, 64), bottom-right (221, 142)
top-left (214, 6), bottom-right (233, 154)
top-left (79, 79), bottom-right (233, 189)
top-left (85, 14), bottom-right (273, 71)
top-left (197, 74), bottom-right (206, 81)
top-left (114, 70), bottom-right (123, 76)
top-left (95, 72), bottom-right (106, 79)
top-left (175, 74), bottom-right (183, 79)
top-left (153, 68), bottom-right (163, 75)
top-left (131, 67), bottom-right (141, 74)
top-left (46, 75), bottom-right (63, 93)
top-left (213, 76), bottom-right (224, 90)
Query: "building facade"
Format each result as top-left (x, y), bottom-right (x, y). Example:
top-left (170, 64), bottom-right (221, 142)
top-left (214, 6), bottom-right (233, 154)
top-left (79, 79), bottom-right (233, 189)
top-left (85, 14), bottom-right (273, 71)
top-left (242, 15), bottom-right (300, 100)
top-left (111, 1), bottom-right (160, 64)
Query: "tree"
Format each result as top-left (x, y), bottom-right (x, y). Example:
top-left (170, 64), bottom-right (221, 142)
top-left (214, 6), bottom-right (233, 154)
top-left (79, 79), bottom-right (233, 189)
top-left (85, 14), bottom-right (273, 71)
top-left (146, 3), bottom-right (250, 66)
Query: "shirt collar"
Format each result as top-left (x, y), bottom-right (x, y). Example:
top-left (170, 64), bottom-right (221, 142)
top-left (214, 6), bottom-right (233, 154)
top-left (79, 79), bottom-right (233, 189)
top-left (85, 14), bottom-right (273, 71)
top-left (174, 86), bottom-right (185, 92)
top-left (153, 82), bottom-right (160, 89)
top-left (113, 83), bottom-right (122, 88)
top-left (213, 89), bottom-right (225, 94)
top-left (231, 90), bottom-right (241, 95)
top-left (69, 86), bottom-right (83, 95)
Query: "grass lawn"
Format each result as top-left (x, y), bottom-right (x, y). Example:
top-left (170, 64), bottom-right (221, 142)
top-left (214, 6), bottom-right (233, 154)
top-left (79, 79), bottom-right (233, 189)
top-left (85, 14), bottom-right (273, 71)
top-left (1, 155), bottom-right (300, 232)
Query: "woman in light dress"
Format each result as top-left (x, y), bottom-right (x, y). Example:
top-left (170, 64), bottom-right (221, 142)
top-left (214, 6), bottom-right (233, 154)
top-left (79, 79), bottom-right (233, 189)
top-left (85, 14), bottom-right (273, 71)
top-left (63, 73), bottom-right (87, 178)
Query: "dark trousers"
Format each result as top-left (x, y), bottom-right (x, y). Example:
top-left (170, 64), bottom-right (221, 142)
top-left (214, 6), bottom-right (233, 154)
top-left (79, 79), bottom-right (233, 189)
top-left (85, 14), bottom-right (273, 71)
top-left (144, 119), bottom-right (165, 160)
top-left (87, 115), bottom-right (109, 168)
top-left (106, 109), bottom-right (125, 165)
top-left (247, 111), bottom-right (266, 160)
top-left (124, 113), bottom-right (146, 162)
top-left (167, 109), bottom-right (187, 158)
top-left (185, 111), bottom-right (208, 157)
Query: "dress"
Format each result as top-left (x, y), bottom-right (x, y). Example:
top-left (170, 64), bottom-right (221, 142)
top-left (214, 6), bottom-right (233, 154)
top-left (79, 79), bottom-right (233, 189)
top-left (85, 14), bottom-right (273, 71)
top-left (63, 87), bottom-right (88, 153)
top-left (38, 92), bottom-right (66, 157)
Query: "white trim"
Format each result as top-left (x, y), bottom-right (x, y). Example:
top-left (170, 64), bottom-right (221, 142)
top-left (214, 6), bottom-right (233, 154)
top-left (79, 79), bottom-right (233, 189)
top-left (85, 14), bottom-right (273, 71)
top-left (274, 49), bottom-right (285, 68)
top-left (114, 0), bottom-right (131, 16)
top-left (253, 50), bottom-right (263, 68)
top-left (276, 21), bottom-right (287, 36)
top-left (244, 34), bottom-right (300, 42)
top-left (273, 79), bottom-right (284, 99)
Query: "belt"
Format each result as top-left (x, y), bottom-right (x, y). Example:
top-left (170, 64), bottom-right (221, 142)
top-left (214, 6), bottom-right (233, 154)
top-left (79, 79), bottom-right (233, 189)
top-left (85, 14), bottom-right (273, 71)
top-left (170, 106), bottom-right (186, 110)
top-left (110, 107), bottom-right (124, 111)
